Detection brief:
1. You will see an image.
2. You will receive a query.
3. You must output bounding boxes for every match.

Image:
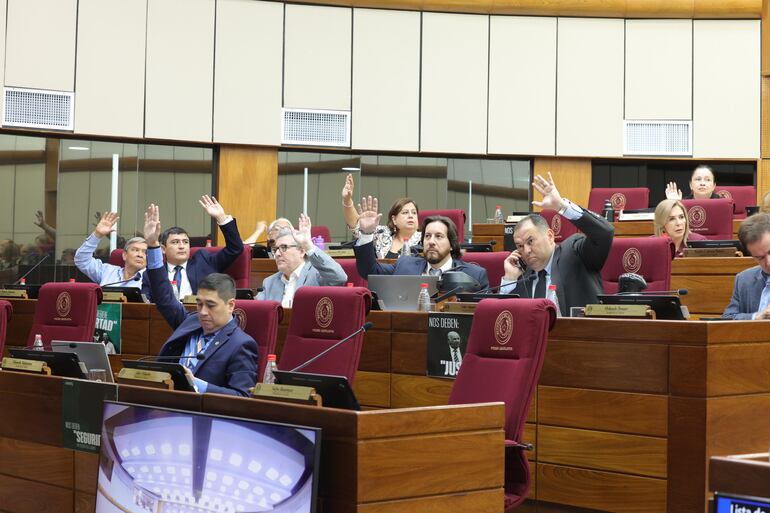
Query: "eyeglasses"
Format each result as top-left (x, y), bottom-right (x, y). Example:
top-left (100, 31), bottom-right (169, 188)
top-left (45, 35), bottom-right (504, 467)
top-left (273, 244), bottom-right (299, 254)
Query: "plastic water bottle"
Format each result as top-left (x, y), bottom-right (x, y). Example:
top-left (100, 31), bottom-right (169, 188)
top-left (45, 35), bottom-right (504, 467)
top-left (205, 239), bottom-right (212, 247)
top-left (417, 283), bottom-right (432, 312)
top-left (494, 205), bottom-right (504, 224)
top-left (546, 284), bottom-right (562, 317)
top-left (263, 354), bottom-right (278, 384)
top-left (602, 200), bottom-right (615, 223)
top-left (400, 238), bottom-right (410, 257)
top-left (312, 235), bottom-right (325, 250)
top-left (32, 334), bottom-right (44, 351)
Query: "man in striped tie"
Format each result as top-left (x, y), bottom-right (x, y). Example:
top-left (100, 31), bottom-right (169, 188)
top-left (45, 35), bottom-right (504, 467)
top-left (144, 204), bottom-right (258, 396)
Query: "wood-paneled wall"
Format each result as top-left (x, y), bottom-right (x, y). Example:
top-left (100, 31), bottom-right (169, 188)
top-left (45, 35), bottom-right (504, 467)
top-left (216, 146), bottom-right (278, 244)
top-left (532, 157), bottom-right (592, 209)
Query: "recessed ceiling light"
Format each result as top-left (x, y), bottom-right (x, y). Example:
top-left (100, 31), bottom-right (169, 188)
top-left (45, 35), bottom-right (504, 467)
top-left (68, 146), bottom-right (89, 151)
top-left (341, 167), bottom-right (360, 171)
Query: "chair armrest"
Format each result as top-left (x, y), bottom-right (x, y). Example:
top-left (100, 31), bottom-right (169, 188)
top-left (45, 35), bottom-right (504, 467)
top-left (505, 439), bottom-right (534, 451)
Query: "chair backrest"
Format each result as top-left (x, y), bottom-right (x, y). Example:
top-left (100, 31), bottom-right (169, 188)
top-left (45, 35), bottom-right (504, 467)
top-left (336, 259), bottom-right (367, 287)
top-left (233, 300), bottom-right (283, 382)
top-left (681, 198), bottom-right (734, 240)
top-left (418, 209), bottom-right (466, 242)
top-left (310, 225), bottom-right (332, 242)
top-left (600, 237), bottom-right (674, 294)
top-left (277, 286), bottom-right (371, 383)
top-left (0, 300), bottom-right (12, 356)
top-left (26, 282), bottom-right (102, 349)
top-left (190, 247), bottom-right (252, 288)
top-left (462, 252), bottom-right (507, 290)
top-left (538, 209), bottom-right (579, 244)
top-left (448, 298), bottom-right (556, 506)
top-left (588, 188), bottom-right (650, 215)
top-left (715, 186), bottom-right (756, 219)
top-left (108, 249), bottom-right (123, 266)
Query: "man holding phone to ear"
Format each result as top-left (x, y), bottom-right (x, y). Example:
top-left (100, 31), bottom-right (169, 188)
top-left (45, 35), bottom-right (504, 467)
top-left (500, 173), bottom-right (614, 316)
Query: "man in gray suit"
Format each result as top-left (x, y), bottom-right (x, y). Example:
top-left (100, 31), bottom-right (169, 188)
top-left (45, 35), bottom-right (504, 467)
top-left (500, 172), bottom-right (614, 316)
top-left (257, 214), bottom-right (347, 308)
top-left (722, 213), bottom-right (770, 320)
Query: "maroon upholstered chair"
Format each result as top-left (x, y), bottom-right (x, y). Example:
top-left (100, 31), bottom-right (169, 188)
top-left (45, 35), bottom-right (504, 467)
top-left (715, 186), bottom-right (756, 219)
top-left (310, 225), bottom-right (332, 243)
top-left (462, 252), bottom-right (507, 291)
top-left (277, 286), bottom-right (372, 383)
top-left (108, 249), bottom-right (124, 266)
top-left (601, 237), bottom-right (675, 294)
top-left (0, 300), bottom-right (12, 356)
top-left (681, 198), bottom-right (734, 240)
top-left (538, 209), bottom-right (579, 244)
top-left (233, 300), bottom-right (283, 382)
top-left (336, 259), bottom-right (367, 288)
top-left (26, 283), bottom-right (102, 349)
top-left (190, 247), bottom-right (252, 288)
top-left (418, 209), bottom-right (466, 242)
top-left (449, 298), bottom-right (556, 511)
top-left (588, 188), bottom-right (650, 217)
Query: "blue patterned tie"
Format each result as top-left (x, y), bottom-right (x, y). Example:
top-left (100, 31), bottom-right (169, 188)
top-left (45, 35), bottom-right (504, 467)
top-left (173, 265), bottom-right (183, 295)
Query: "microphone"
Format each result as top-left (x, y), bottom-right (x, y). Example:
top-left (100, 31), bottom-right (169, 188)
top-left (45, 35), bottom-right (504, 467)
top-left (102, 274), bottom-right (141, 288)
top-left (137, 353), bottom-right (207, 362)
top-left (14, 254), bottom-right (50, 284)
top-left (617, 289), bottom-right (688, 296)
top-left (290, 322), bottom-right (374, 372)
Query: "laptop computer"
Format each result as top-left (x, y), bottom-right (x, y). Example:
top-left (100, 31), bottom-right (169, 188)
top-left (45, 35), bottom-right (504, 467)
top-left (273, 370), bottom-right (360, 410)
top-left (366, 275), bottom-right (439, 311)
top-left (51, 341), bottom-right (115, 383)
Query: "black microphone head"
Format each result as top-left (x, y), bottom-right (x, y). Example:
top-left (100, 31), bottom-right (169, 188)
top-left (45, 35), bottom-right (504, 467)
top-left (362, 322), bottom-right (374, 331)
top-left (196, 353), bottom-right (206, 360)
top-left (132, 274), bottom-right (141, 281)
top-left (677, 288), bottom-right (688, 295)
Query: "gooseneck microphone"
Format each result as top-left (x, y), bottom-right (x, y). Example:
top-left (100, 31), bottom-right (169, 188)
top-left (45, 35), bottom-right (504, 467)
top-left (13, 254), bottom-right (50, 284)
top-left (290, 322), bottom-right (374, 372)
top-left (137, 353), bottom-right (207, 362)
top-left (102, 274), bottom-right (141, 288)
top-left (617, 289), bottom-right (688, 296)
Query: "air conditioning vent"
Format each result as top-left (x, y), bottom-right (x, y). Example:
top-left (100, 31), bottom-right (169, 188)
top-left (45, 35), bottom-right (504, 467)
top-left (281, 108), bottom-right (350, 147)
top-left (3, 87), bottom-right (74, 131)
top-left (624, 120), bottom-right (691, 156)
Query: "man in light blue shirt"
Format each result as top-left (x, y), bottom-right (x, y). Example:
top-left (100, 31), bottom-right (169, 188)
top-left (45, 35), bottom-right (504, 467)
top-left (723, 213), bottom-right (770, 319)
top-left (74, 211), bottom-right (146, 287)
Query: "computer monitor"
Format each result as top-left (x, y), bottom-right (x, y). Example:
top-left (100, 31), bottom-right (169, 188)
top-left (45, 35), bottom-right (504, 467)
top-left (51, 340), bottom-right (114, 383)
top-left (95, 401), bottom-right (321, 513)
top-left (273, 370), bottom-right (360, 411)
top-left (687, 239), bottom-right (746, 254)
top-left (102, 287), bottom-right (145, 303)
top-left (8, 348), bottom-right (88, 378)
top-left (597, 294), bottom-right (686, 320)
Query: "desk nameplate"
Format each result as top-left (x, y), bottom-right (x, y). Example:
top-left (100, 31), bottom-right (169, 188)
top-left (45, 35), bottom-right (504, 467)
top-left (1, 357), bottom-right (50, 375)
top-left (0, 289), bottom-right (27, 299)
top-left (585, 304), bottom-right (653, 318)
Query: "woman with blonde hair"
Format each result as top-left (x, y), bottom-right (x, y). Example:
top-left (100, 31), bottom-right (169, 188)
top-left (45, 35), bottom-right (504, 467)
top-left (654, 199), bottom-right (707, 257)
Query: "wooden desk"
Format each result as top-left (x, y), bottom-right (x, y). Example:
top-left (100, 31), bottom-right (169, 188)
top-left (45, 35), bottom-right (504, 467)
top-left (710, 452), bottom-right (770, 502)
top-left (0, 371), bottom-right (504, 513)
top-left (7, 304), bottom-right (770, 513)
top-left (672, 256), bottom-right (755, 315)
top-left (471, 219), bottom-right (743, 247)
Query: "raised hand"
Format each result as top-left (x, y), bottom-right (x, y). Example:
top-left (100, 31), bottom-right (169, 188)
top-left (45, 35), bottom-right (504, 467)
top-left (34, 210), bottom-right (45, 228)
top-left (503, 250), bottom-right (524, 281)
top-left (199, 195), bottom-right (227, 224)
top-left (293, 213), bottom-right (313, 251)
top-left (94, 212), bottom-right (119, 238)
top-left (356, 196), bottom-right (382, 235)
top-left (665, 182), bottom-right (682, 200)
top-left (342, 173), bottom-right (354, 205)
top-left (531, 172), bottom-right (564, 211)
top-left (143, 204), bottom-right (161, 246)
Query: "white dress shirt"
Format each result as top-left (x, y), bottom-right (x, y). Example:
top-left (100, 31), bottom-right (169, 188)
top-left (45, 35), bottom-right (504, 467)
top-left (279, 265), bottom-right (304, 308)
top-left (167, 261), bottom-right (192, 299)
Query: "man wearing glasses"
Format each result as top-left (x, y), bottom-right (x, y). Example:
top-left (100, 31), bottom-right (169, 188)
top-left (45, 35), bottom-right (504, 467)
top-left (257, 213), bottom-right (347, 308)
top-left (142, 195), bottom-right (244, 301)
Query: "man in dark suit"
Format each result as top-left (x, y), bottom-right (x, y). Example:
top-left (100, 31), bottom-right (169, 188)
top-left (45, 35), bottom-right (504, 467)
top-left (353, 198), bottom-right (489, 290)
top-left (723, 213), bottom-right (770, 320)
top-left (500, 172), bottom-right (614, 316)
top-left (144, 203), bottom-right (258, 396)
top-left (141, 194), bottom-right (244, 301)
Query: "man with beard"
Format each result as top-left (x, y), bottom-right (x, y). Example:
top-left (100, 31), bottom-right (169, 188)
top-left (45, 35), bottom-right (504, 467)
top-left (353, 197), bottom-right (488, 290)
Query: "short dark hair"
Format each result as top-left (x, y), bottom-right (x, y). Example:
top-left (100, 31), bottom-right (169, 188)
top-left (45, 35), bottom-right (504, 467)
top-left (513, 214), bottom-right (550, 235)
top-left (738, 213), bottom-right (770, 248)
top-left (160, 227), bottom-right (188, 245)
top-left (421, 215), bottom-right (462, 259)
top-left (692, 165), bottom-right (715, 181)
top-left (386, 198), bottom-right (419, 236)
top-left (198, 273), bottom-right (236, 301)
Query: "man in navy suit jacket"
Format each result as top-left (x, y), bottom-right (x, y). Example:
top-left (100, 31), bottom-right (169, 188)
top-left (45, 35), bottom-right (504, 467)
top-left (723, 213), bottom-right (770, 320)
top-left (144, 203), bottom-right (258, 396)
top-left (142, 194), bottom-right (244, 301)
top-left (353, 198), bottom-right (489, 291)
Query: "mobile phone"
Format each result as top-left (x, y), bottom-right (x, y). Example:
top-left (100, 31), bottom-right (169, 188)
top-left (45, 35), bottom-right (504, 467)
top-left (516, 256), bottom-right (527, 272)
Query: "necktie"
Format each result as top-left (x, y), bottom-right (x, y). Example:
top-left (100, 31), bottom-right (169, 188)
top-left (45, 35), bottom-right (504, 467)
top-left (534, 269), bottom-right (547, 298)
top-left (451, 348), bottom-right (461, 366)
top-left (429, 267), bottom-right (441, 277)
top-left (189, 332), bottom-right (214, 368)
top-left (173, 265), bottom-right (183, 295)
